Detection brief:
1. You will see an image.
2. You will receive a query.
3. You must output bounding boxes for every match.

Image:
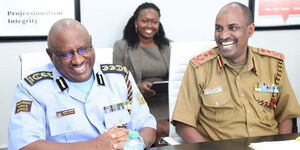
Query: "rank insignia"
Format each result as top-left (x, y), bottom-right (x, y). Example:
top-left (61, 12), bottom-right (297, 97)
top-left (100, 64), bottom-right (128, 75)
top-left (259, 49), bottom-right (285, 60)
top-left (24, 71), bottom-right (53, 86)
top-left (137, 93), bottom-right (146, 104)
top-left (56, 108), bottom-right (75, 117)
top-left (56, 77), bottom-right (68, 91)
top-left (96, 72), bottom-right (105, 85)
top-left (15, 100), bottom-right (32, 114)
top-left (191, 50), bottom-right (217, 66)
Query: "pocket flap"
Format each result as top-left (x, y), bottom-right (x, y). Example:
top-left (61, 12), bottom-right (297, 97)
top-left (48, 112), bottom-right (87, 136)
top-left (253, 92), bottom-right (272, 101)
top-left (202, 92), bottom-right (229, 107)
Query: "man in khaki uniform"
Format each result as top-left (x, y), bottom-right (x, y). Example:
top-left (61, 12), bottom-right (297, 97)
top-left (172, 2), bottom-right (300, 143)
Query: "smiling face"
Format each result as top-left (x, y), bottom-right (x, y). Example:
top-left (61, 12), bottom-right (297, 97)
top-left (135, 8), bottom-right (160, 41)
top-left (214, 4), bottom-right (255, 64)
top-left (47, 19), bottom-right (95, 82)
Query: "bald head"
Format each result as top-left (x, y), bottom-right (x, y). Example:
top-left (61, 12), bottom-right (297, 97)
top-left (217, 2), bottom-right (253, 25)
top-left (46, 18), bottom-right (95, 82)
top-left (47, 18), bottom-right (90, 50)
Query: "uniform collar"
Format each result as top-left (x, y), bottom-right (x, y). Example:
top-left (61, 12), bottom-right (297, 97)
top-left (51, 63), bottom-right (101, 93)
top-left (50, 64), bottom-right (67, 93)
top-left (217, 46), bottom-right (258, 76)
top-left (94, 63), bottom-right (106, 86)
top-left (51, 63), bottom-right (102, 103)
top-left (246, 46), bottom-right (259, 76)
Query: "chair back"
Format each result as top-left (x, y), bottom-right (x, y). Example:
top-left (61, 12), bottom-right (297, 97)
top-left (168, 41), bottom-right (216, 143)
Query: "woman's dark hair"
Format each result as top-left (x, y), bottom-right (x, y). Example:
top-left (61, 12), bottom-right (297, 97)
top-left (123, 2), bottom-right (170, 50)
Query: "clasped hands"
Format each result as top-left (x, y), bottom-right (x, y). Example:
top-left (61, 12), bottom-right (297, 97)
top-left (92, 127), bottom-right (129, 150)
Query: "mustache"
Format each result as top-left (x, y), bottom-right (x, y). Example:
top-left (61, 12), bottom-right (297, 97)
top-left (217, 38), bottom-right (237, 44)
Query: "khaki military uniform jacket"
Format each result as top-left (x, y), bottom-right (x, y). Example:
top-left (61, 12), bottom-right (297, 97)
top-left (172, 46), bottom-right (300, 141)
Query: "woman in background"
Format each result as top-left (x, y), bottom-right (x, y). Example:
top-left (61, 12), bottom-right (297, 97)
top-left (113, 2), bottom-right (170, 146)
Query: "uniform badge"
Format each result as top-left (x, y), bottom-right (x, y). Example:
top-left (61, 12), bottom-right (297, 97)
top-left (137, 93), bottom-right (146, 104)
top-left (203, 86), bottom-right (223, 95)
top-left (56, 108), bottom-right (75, 117)
top-left (15, 100), bottom-right (32, 114)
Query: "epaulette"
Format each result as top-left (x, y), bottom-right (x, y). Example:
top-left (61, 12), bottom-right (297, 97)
top-left (255, 47), bottom-right (285, 61)
top-left (24, 71), bottom-right (53, 86)
top-left (190, 48), bottom-right (219, 67)
top-left (100, 64), bottom-right (129, 75)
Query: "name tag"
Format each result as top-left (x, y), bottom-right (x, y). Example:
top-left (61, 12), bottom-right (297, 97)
top-left (56, 108), bottom-right (75, 117)
top-left (104, 109), bottom-right (130, 129)
top-left (203, 87), bottom-right (223, 95)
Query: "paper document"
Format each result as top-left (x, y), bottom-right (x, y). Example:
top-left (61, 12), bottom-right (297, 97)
top-left (249, 140), bottom-right (300, 150)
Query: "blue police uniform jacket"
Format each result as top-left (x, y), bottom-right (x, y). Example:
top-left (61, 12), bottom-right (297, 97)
top-left (8, 63), bottom-right (156, 150)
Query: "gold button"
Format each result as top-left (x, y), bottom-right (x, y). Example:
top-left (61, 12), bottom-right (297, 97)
top-left (249, 128), bottom-right (253, 132)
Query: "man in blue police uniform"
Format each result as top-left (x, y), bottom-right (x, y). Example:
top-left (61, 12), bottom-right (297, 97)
top-left (8, 18), bottom-right (156, 150)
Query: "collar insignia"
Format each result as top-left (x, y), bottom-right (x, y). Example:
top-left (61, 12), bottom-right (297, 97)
top-left (56, 77), bottom-right (68, 91)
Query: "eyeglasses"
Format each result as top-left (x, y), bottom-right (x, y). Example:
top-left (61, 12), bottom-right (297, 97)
top-left (52, 44), bottom-right (93, 60)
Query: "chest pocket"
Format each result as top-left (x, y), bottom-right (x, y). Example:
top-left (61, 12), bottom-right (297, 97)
top-left (48, 109), bottom-right (89, 137)
top-left (202, 91), bottom-right (231, 108)
top-left (104, 109), bottom-right (131, 129)
top-left (201, 91), bottom-right (234, 122)
top-left (253, 92), bottom-right (274, 120)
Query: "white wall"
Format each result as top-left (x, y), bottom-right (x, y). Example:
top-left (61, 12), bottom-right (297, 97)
top-left (0, 42), bottom-right (47, 148)
top-left (1, 0), bottom-right (300, 147)
top-left (81, 0), bottom-right (248, 47)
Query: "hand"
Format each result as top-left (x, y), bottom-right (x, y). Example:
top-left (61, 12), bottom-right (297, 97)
top-left (138, 81), bottom-right (156, 98)
top-left (92, 128), bottom-right (129, 150)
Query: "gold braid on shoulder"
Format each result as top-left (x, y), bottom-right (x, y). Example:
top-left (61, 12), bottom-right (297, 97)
top-left (123, 73), bottom-right (133, 114)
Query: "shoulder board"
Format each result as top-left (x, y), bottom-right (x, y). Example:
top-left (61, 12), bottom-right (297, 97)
top-left (100, 64), bottom-right (129, 75)
top-left (254, 47), bottom-right (285, 61)
top-left (24, 71), bottom-right (53, 86)
top-left (190, 48), bottom-right (218, 66)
